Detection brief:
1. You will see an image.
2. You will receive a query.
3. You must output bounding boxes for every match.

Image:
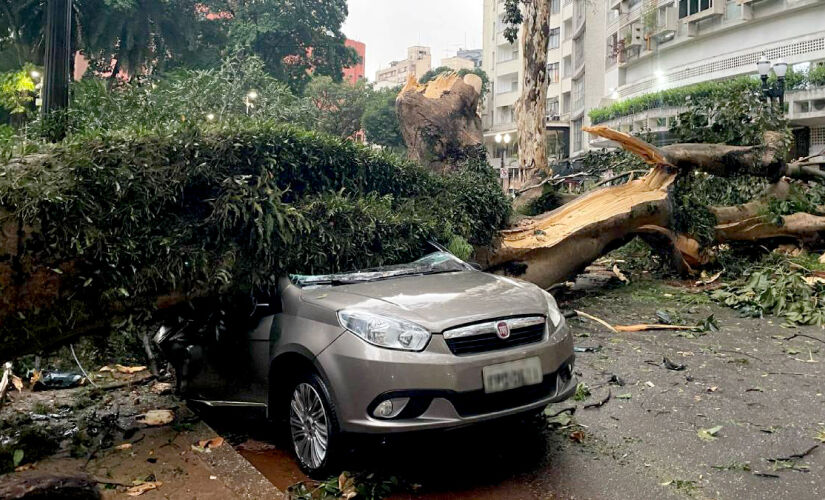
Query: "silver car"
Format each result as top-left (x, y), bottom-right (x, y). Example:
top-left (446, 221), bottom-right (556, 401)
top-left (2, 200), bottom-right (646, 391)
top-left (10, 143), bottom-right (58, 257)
top-left (156, 250), bottom-right (576, 476)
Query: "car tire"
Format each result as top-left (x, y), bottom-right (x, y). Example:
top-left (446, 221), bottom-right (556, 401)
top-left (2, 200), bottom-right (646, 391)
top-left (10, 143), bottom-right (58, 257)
top-left (286, 372), bottom-right (341, 478)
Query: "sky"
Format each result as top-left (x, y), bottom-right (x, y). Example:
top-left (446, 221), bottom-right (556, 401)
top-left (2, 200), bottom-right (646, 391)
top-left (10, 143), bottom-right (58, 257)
top-left (342, 0), bottom-right (484, 82)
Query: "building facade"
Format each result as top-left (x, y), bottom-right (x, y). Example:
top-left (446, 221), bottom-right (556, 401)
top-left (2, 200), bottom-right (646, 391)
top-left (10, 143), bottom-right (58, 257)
top-left (481, 0), bottom-right (607, 178)
top-left (442, 56), bottom-right (477, 72)
top-left (375, 46), bottom-right (432, 89)
top-left (342, 39), bottom-right (367, 85)
top-left (596, 0), bottom-right (825, 157)
top-left (457, 48), bottom-right (484, 67)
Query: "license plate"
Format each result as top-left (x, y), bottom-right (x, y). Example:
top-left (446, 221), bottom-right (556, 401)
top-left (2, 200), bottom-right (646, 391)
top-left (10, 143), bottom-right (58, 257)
top-left (482, 357), bottom-right (543, 394)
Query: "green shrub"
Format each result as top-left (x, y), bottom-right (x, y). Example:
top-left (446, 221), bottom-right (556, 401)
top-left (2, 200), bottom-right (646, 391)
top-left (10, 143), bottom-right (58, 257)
top-left (0, 123), bottom-right (509, 358)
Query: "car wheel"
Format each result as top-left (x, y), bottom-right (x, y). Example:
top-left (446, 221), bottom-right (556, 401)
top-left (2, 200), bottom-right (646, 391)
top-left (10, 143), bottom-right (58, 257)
top-left (287, 372), bottom-right (340, 478)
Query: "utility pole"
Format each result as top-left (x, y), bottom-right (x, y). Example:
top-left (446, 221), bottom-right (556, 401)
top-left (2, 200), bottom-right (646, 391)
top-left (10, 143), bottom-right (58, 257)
top-left (41, 0), bottom-right (72, 140)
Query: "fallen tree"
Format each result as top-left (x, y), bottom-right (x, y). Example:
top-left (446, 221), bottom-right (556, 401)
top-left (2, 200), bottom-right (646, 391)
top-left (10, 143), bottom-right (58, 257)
top-left (0, 124), bottom-right (509, 359)
top-left (476, 126), bottom-right (825, 288)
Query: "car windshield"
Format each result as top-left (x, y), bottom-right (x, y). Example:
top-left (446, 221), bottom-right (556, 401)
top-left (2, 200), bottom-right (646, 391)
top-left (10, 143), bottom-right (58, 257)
top-left (290, 251), bottom-right (473, 288)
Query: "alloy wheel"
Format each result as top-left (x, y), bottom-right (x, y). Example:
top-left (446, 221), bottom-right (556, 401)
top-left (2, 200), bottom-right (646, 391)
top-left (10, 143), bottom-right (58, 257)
top-left (289, 382), bottom-right (329, 469)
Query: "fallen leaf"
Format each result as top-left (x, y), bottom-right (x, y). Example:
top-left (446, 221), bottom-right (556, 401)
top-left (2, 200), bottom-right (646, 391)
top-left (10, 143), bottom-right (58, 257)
top-left (707, 386), bottom-right (718, 392)
top-left (28, 370), bottom-right (41, 386)
top-left (126, 481), bottom-right (162, 496)
top-left (698, 425), bottom-right (723, 441)
top-left (197, 437), bottom-right (224, 450)
top-left (114, 443), bottom-right (133, 451)
top-left (115, 365), bottom-right (147, 374)
top-left (616, 393), bottom-right (632, 399)
top-left (14, 463), bottom-right (35, 472)
top-left (99, 366), bottom-right (114, 372)
top-left (645, 381), bottom-right (655, 388)
top-left (136, 410), bottom-right (175, 426)
top-left (569, 430), bottom-right (586, 443)
top-left (150, 382), bottom-right (173, 395)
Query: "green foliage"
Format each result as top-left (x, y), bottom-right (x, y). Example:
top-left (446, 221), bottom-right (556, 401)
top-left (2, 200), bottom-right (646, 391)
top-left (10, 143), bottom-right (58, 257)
top-left (0, 64), bottom-right (37, 115)
top-left (64, 54), bottom-right (317, 137)
top-left (670, 79), bottom-right (789, 147)
top-left (0, 0), bottom-right (43, 70)
top-left (519, 183), bottom-right (561, 217)
top-left (0, 123), bottom-right (509, 356)
top-left (79, 0), bottom-right (216, 76)
top-left (305, 76), bottom-right (370, 139)
top-left (225, 0), bottom-right (358, 93)
top-left (588, 74), bottom-right (821, 129)
top-left (419, 66), bottom-right (491, 96)
top-left (711, 256), bottom-right (825, 326)
top-left (501, 0), bottom-right (523, 44)
top-left (362, 86), bottom-right (405, 151)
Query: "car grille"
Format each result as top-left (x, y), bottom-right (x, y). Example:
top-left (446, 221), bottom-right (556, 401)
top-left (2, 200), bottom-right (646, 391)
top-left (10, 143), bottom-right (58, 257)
top-left (443, 317), bottom-right (546, 355)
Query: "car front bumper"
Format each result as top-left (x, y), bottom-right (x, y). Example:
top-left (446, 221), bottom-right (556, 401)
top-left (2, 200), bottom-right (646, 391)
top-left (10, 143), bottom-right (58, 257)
top-left (315, 326), bottom-right (576, 433)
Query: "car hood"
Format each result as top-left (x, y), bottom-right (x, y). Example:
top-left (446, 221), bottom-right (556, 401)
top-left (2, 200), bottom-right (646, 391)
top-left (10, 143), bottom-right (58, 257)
top-left (297, 271), bottom-right (547, 332)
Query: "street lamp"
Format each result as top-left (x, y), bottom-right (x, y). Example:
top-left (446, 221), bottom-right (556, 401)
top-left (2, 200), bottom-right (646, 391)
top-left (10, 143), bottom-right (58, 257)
top-left (244, 90), bottom-right (258, 115)
top-left (756, 55), bottom-right (787, 107)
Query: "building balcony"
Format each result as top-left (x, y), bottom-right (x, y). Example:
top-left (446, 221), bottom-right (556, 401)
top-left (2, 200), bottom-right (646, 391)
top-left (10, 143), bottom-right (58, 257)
top-left (681, 0), bottom-right (725, 29)
top-left (494, 89), bottom-right (519, 107)
top-left (787, 87), bottom-right (825, 127)
top-left (496, 57), bottom-right (520, 76)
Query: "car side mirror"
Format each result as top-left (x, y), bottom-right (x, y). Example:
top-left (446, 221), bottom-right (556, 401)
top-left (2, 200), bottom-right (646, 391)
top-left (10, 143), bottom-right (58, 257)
top-left (468, 261), bottom-right (483, 271)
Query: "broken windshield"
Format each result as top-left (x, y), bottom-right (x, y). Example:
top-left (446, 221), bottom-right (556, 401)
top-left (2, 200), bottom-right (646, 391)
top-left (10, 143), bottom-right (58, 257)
top-left (290, 251), bottom-right (473, 288)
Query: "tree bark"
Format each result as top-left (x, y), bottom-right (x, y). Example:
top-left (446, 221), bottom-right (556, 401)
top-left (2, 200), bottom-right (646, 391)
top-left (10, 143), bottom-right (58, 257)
top-left (515, 0), bottom-right (550, 173)
top-left (396, 73), bottom-right (484, 172)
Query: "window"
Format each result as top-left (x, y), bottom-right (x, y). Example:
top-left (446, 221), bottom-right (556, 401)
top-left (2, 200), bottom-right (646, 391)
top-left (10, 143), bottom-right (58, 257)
top-left (551, 0), bottom-right (560, 14)
top-left (563, 20), bottom-right (573, 40)
top-left (563, 56), bottom-right (572, 77)
top-left (496, 106), bottom-right (514, 125)
top-left (549, 28), bottom-right (560, 49)
top-left (572, 119), bottom-right (583, 152)
top-left (546, 98), bottom-right (560, 117)
top-left (678, 0), bottom-right (712, 18)
top-left (547, 62), bottom-right (560, 83)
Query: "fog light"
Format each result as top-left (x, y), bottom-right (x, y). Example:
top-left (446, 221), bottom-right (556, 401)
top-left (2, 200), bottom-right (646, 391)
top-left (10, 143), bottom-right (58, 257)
top-left (371, 397), bottom-right (410, 419)
top-left (375, 400), bottom-right (394, 417)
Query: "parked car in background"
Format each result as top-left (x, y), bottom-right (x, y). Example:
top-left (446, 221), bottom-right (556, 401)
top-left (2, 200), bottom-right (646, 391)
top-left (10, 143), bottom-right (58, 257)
top-left (156, 249), bottom-right (576, 476)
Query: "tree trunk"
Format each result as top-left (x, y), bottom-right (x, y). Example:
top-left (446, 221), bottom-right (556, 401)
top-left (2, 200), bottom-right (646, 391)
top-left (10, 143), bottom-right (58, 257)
top-left (476, 126), bottom-right (825, 288)
top-left (515, 0), bottom-right (551, 173)
top-left (396, 73), bottom-right (484, 172)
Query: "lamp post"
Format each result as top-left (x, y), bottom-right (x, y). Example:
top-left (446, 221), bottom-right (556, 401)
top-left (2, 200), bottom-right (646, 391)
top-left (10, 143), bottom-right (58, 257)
top-left (494, 133), bottom-right (512, 190)
top-left (756, 55), bottom-right (787, 107)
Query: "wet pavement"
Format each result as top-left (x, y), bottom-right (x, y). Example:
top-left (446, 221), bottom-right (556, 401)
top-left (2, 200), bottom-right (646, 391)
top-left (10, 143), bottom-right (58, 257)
top-left (200, 279), bottom-right (825, 499)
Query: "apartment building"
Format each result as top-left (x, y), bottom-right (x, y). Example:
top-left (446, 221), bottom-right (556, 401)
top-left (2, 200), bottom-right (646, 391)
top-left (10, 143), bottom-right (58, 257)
top-left (597, 0), bottom-right (825, 157)
top-left (442, 55), bottom-right (478, 72)
top-left (375, 46), bottom-right (432, 90)
top-left (482, 0), bottom-right (607, 175)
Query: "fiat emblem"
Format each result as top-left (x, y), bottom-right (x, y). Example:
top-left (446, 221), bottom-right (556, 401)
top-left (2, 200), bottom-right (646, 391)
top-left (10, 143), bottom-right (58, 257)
top-left (496, 321), bottom-right (511, 340)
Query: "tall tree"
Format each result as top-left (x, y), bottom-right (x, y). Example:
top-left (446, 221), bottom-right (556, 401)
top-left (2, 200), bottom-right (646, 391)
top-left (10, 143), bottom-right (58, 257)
top-left (305, 75), bottom-right (369, 139)
top-left (77, 0), bottom-right (210, 81)
top-left (503, 0), bottom-right (550, 172)
top-left (222, 0), bottom-right (357, 94)
top-left (362, 86), bottom-right (404, 151)
top-left (0, 0), bottom-right (45, 70)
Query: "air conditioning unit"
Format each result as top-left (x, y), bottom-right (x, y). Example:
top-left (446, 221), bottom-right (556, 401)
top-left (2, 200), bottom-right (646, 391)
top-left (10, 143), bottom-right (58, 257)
top-left (626, 24), bottom-right (643, 48)
top-left (651, 6), bottom-right (678, 42)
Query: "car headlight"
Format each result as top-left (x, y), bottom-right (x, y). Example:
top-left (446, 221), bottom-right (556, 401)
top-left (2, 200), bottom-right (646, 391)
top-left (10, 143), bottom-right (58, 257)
top-left (338, 310), bottom-right (431, 352)
top-left (543, 291), bottom-right (566, 338)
